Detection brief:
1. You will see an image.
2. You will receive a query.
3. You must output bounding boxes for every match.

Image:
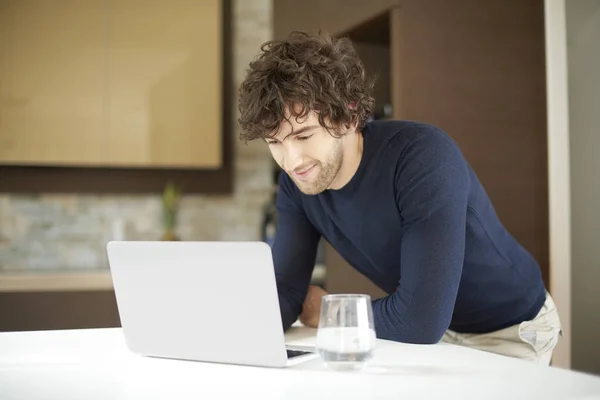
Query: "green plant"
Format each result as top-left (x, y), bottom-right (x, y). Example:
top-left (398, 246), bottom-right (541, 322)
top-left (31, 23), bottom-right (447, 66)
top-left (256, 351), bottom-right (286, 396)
top-left (161, 182), bottom-right (182, 240)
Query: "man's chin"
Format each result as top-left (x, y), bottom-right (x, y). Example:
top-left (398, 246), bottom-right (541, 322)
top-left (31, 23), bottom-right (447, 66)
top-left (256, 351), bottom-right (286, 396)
top-left (294, 180), bottom-right (326, 195)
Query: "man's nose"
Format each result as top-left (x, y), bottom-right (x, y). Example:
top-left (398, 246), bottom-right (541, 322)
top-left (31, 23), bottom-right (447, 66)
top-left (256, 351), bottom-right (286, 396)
top-left (282, 143), bottom-right (303, 171)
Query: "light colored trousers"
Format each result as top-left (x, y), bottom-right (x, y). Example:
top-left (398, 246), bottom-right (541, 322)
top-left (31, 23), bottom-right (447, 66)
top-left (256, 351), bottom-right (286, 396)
top-left (441, 292), bottom-right (562, 365)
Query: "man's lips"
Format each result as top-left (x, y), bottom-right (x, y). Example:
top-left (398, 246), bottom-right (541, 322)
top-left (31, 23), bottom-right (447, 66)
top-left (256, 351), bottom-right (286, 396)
top-left (293, 164), bottom-right (316, 178)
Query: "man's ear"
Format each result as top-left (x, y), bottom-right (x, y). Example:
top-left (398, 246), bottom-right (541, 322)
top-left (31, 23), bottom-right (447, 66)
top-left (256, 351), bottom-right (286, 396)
top-left (350, 118), bottom-right (358, 132)
top-left (343, 118), bottom-right (359, 133)
top-left (346, 102), bottom-right (359, 132)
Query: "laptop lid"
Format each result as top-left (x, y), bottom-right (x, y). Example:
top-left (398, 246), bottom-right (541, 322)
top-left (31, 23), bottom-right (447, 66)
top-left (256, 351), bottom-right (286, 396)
top-left (106, 240), bottom-right (289, 367)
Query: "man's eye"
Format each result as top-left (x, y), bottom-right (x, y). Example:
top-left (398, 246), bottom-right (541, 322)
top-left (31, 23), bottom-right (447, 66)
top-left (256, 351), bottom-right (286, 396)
top-left (297, 135), bottom-right (312, 141)
top-left (266, 140), bottom-right (278, 145)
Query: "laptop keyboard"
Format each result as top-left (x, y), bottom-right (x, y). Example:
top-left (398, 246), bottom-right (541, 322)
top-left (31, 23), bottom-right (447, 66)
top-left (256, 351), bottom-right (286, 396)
top-left (286, 349), bottom-right (312, 359)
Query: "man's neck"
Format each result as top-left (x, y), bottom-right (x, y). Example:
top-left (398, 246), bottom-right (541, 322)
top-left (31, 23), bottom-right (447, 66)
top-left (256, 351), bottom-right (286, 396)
top-left (328, 132), bottom-right (364, 190)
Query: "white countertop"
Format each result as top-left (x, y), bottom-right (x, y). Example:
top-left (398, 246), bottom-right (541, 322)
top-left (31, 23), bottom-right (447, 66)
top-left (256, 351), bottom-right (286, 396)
top-left (1, 326), bottom-right (600, 400)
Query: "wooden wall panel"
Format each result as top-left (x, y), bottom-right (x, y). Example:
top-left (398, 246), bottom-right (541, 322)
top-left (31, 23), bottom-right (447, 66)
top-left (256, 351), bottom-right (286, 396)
top-left (273, 0), bottom-right (400, 40)
top-left (393, 0), bottom-right (549, 286)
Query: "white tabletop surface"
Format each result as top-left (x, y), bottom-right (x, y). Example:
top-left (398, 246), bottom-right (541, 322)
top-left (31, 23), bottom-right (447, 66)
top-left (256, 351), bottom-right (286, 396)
top-left (1, 326), bottom-right (600, 400)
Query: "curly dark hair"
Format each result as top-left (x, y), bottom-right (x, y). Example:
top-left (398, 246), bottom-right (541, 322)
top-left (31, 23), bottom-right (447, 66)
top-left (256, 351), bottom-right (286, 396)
top-left (237, 31), bottom-right (375, 141)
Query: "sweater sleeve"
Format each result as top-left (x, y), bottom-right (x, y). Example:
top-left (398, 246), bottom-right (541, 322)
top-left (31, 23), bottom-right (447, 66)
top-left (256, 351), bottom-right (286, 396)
top-left (371, 127), bottom-right (470, 344)
top-left (272, 172), bottom-right (321, 331)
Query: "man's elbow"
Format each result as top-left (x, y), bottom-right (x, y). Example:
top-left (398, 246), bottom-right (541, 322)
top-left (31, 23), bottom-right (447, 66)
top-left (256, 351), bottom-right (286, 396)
top-left (414, 330), bottom-right (445, 345)
top-left (379, 326), bottom-right (446, 345)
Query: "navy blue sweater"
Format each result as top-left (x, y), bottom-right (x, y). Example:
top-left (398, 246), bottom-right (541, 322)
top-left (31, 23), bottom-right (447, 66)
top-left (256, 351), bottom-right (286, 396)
top-left (272, 120), bottom-right (547, 344)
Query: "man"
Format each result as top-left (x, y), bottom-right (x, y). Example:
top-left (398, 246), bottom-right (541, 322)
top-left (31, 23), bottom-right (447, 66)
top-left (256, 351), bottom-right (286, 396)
top-left (237, 31), bottom-right (562, 364)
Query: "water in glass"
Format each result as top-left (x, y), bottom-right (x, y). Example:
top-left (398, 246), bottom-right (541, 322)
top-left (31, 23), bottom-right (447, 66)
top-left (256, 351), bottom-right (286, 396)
top-left (316, 294), bottom-right (376, 371)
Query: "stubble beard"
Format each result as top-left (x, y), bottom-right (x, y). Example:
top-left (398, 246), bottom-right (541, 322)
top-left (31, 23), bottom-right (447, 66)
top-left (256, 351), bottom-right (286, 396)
top-left (292, 144), bottom-right (344, 195)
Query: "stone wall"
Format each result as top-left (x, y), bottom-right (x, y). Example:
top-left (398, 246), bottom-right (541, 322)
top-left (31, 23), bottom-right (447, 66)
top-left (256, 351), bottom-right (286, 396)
top-left (0, 0), bottom-right (274, 272)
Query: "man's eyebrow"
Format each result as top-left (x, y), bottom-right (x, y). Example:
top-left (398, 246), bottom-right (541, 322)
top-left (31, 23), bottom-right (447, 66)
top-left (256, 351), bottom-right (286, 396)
top-left (283, 125), bottom-right (319, 140)
top-left (264, 125), bottom-right (319, 142)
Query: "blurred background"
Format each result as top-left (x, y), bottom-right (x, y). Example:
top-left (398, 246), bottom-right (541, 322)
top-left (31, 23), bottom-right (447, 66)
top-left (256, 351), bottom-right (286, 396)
top-left (0, 0), bottom-right (597, 376)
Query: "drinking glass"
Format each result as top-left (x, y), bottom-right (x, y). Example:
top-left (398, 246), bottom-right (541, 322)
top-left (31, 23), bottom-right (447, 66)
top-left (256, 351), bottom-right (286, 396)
top-left (316, 294), bottom-right (376, 371)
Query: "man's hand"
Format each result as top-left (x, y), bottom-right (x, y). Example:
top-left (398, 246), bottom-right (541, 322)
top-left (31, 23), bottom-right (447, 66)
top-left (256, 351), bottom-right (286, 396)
top-left (299, 285), bottom-right (328, 328)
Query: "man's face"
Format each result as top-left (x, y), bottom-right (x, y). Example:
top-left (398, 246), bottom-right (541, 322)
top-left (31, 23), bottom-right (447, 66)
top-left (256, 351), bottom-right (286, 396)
top-left (266, 111), bottom-right (345, 195)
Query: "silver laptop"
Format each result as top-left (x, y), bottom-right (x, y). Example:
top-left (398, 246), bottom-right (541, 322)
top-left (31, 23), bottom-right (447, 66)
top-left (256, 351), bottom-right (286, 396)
top-left (106, 240), bottom-right (317, 368)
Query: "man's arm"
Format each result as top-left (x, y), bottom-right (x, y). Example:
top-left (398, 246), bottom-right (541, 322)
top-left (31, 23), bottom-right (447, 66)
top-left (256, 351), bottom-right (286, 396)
top-left (372, 126), bottom-right (470, 344)
top-left (272, 173), bottom-right (321, 331)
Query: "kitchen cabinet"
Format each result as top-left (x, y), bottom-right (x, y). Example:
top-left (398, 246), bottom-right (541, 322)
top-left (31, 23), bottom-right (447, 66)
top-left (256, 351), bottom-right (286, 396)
top-left (0, 0), bottom-right (106, 165)
top-left (0, 0), bottom-right (223, 169)
top-left (105, 0), bottom-right (222, 168)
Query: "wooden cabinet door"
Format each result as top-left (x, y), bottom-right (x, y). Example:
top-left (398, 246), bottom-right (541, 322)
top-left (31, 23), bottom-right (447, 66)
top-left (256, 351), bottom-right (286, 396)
top-left (0, 0), bottom-right (224, 169)
top-left (105, 0), bottom-right (223, 168)
top-left (0, 0), bottom-right (106, 166)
